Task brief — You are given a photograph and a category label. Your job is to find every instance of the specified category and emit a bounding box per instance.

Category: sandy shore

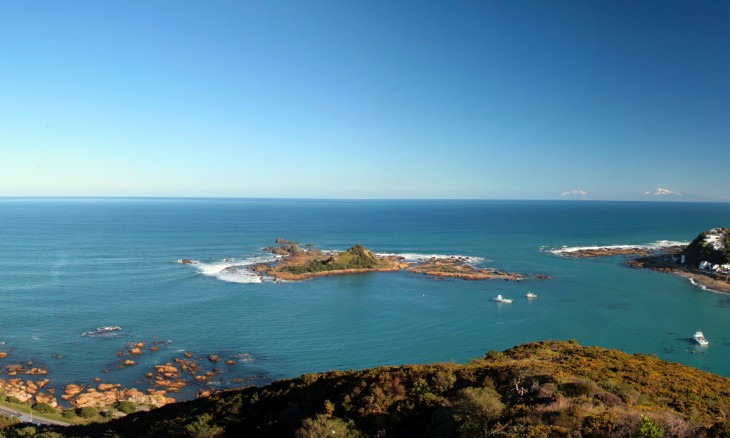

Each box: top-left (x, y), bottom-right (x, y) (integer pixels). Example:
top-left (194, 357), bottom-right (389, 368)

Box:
top-left (626, 254), bottom-right (730, 294)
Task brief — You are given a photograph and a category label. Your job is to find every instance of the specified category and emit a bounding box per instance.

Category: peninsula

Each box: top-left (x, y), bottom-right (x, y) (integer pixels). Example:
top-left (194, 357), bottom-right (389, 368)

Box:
top-left (254, 239), bottom-right (528, 282)
top-left (550, 228), bottom-right (730, 293)
top-left (626, 228), bottom-right (730, 293)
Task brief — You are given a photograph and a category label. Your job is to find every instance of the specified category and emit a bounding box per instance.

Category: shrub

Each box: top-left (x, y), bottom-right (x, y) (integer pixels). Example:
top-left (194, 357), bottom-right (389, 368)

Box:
top-left (295, 414), bottom-right (363, 438)
top-left (61, 409), bottom-right (77, 419)
top-left (183, 413), bottom-right (225, 438)
top-left (452, 387), bottom-right (504, 436)
top-left (637, 415), bottom-right (661, 438)
top-left (6, 396), bottom-right (23, 404)
top-left (558, 379), bottom-right (598, 398)
top-left (431, 369), bottom-right (456, 393)
top-left (32, 403), bottom-right (57, 414)
top-left (77, 406), bottom-right (98, 419)
top-left (0, 414), bottom-right (20, 429)
top-left (114, 401), bottom-right (137, 414)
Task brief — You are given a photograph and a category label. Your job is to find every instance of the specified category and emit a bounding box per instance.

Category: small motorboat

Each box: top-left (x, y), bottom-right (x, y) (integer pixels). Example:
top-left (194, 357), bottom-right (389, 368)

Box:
top-left (526, 292), bottom-right (538, 298)
top-left (693, 331), bottom-right (709, 346)
top-left (493, 294), bottom-right (512, 303)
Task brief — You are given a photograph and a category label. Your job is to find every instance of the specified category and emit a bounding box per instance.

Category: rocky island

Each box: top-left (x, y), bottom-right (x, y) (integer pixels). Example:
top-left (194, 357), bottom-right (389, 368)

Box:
top-left (252, 239), bottom-right (529, 282)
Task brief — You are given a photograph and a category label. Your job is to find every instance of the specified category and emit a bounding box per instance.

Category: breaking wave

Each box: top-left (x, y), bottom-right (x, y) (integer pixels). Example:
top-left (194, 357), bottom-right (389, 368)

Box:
top-left (178, 255), bottom-right (279, 284)
top-left (543, 240), bottom-right (687, 256)
top-left (180, 251), bottom-right (487, 284)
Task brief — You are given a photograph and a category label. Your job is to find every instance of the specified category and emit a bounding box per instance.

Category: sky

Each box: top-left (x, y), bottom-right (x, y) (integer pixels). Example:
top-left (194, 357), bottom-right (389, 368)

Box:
top-left (1, 1), bottom-right (728, 200)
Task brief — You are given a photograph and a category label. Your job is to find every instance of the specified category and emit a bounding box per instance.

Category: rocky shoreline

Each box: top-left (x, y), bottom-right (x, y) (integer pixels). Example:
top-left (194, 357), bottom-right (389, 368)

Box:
top-left (0, 337), bottom-right (260, 418)
top-left (552, 245), bottom-right (686, 259)
top-left (626, 253), bottom-right (730, 294)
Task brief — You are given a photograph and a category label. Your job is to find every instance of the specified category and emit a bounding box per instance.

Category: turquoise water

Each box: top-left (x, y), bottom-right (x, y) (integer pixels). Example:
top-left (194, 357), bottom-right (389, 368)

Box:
top-left (1, 199), bottom-right (729, 400)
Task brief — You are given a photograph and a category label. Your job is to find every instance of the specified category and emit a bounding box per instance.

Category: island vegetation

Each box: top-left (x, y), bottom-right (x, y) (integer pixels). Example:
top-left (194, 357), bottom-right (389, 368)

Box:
top-left (4, 340), bottom-right (728, 437)
top-left (253, 239), bottom-right (532, 282)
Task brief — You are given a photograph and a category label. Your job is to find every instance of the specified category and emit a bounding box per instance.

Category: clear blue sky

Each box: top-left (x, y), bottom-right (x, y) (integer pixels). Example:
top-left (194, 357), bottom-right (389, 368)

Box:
top-left (1, 1), bottom-right (728, 200)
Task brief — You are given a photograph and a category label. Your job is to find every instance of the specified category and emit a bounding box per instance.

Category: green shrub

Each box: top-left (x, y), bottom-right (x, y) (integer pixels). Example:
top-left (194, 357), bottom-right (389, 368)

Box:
top-left (61, 409), bottom-right (77, 419)
top-left (0, 414), bottom-right (20, 429)
top-left (32, 403), bottom-right (57, 414)
top-left (295, 414), bottom-right (363, 438)
top-left (114, 401), bottom-right (137, 414)
top-left (452, 386), bottom-right (504, 436)
top-left (183, 413), bottom-right (224, 438)
top-left (637, 415), bottom-right (661, 438)
top-left (77, 406), bottom-right (98, 419)
top-left (6, 396), bottom-right (23, 404)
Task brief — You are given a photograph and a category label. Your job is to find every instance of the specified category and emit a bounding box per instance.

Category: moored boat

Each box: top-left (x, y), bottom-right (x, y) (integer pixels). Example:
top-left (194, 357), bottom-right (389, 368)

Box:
top-left (493, 294), bottom-right (512, 303)
top-left (526, 292), bottom-right (538, 298)
top-left (693, 331), bottom-right (709, 346)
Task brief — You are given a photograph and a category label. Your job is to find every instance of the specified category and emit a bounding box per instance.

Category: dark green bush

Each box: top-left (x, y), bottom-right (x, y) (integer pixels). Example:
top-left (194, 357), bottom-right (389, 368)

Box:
top-left (114, 401), bottom-right (137, 414)
top-left (32, 403), bottom-right (57, 414)
top-left (61, 409), bottom-right (77, 419)
top-left (77, 406), bottom-right (98, 418)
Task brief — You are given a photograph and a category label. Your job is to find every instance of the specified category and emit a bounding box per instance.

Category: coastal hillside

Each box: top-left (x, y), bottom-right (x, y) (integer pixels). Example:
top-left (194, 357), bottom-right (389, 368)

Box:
top-left (682, 228), bottom-right (730, 268)
top-left (7, 341), bottom-right (730, 437)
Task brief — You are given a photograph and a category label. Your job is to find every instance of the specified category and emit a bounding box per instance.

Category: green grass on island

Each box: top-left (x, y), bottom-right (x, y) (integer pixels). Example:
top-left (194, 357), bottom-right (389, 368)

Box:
top-left (281, 244), bottom-right (386, 275)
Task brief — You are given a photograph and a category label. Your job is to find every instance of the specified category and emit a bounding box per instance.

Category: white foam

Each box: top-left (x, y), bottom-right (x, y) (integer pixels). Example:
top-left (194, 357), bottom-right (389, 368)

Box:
top-left (687, 277), bottom-right (728, 295)
top-left (544, 240), bottom-right (688, 256)
top-left (185, 255), bottom-right (279, 284)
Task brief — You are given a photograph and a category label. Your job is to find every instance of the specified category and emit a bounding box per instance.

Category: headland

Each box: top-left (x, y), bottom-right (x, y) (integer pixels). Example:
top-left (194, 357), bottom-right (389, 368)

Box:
top-left (550, 228), bottom-right (730, 294)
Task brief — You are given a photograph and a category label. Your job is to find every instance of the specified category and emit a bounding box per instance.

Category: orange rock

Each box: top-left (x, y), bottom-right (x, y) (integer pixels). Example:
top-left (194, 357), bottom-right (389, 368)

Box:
top-left (35, 393), bottom-right (58, 408)
top-left (129, 348), bottom-right (143, 355)
top-left (124, 360), bottom-right (136, 366)
top-left (149, 346), bottom-right (160, 351)
top-left (225, 360), bottom-right (236, 366)
top-left (64, 383), bottom-right (84, 397)
top-left (0, 352), bottom-right (7, 359)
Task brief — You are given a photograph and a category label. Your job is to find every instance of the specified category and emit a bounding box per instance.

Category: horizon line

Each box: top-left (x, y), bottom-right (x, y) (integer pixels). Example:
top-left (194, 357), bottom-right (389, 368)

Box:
top-left (0, 195), bottom-right (727, 204)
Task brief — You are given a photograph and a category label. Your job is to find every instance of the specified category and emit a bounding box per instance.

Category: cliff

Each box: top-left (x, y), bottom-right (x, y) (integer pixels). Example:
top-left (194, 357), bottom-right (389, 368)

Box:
top-left (681, 227), bottom-right (730, 268)
top-left (10, 341), bottom-right (730, 437)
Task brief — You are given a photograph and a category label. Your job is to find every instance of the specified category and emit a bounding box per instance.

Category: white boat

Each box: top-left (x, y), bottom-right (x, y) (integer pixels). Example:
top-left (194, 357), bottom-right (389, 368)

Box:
top-left (693, 331), bottom-right (709, 346)
top-left (82, 326), bottom-right (122, 337)
top-left (493, 294), bottom-right (512, 303)
top-left (526, 292), bottom-right (538, 298)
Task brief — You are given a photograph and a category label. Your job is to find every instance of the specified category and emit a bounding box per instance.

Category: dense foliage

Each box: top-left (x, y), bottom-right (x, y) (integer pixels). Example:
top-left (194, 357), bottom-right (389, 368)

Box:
top-left (3, 341), bottom-right (729, 437)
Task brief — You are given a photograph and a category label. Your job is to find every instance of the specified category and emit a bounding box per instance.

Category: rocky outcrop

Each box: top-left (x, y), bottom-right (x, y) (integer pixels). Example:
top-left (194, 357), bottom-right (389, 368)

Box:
top-left (407, 259), bottom-right (525, 281)
top-left (0, 378), bottom-right (54, 405)
top-left (681, 227), bottom-right (730, 267)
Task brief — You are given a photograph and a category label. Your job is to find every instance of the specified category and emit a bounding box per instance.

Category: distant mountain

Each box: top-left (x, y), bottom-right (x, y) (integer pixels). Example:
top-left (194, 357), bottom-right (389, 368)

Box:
top-left (681, 227), bottom-right (730, 267)
top-left (12, 340), bottom-right (730, 437)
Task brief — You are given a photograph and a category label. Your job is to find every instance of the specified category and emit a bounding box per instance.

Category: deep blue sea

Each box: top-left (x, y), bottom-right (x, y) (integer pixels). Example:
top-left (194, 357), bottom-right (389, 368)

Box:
top-left (1, 199), bottom-right (729, 400)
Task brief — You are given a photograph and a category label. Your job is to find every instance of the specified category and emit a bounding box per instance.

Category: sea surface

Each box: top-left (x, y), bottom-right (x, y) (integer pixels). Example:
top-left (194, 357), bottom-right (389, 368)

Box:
top-left (1, 198), bottom-right (729, 400)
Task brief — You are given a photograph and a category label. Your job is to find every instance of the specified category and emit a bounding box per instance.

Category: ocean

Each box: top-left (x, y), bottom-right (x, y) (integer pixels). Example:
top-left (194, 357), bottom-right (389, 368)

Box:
top-left (1, 198), bottom-right (728, 400)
